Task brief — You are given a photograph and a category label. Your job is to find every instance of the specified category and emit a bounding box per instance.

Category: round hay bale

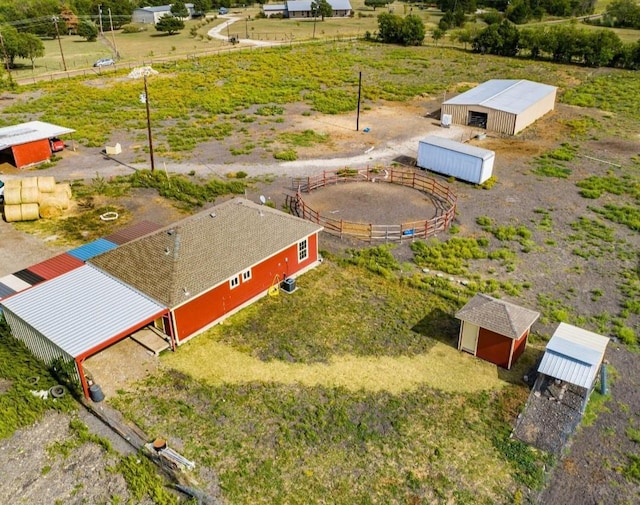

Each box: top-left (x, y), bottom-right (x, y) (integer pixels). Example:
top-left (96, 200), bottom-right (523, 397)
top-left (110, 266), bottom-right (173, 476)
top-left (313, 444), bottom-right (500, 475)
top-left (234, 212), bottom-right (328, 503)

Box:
top-left (3, 179), bottom-right (21, 190)
top-left (20, 203), bottom-right (40, 221)
top-left (54, 183), bottom-right (72, 199)
top-left (20, 186), bottom-right (40, 204)
top-left (40, 195), bottom-right (69, 211)
top-left (3, 204), bottom-right (22, 222)
top-left (39, 204), bottom-right (63, 219)
top-left (3, 187), bottom-right (22, 205)
top-left (37, 176), bottom-right (56, 193)
top-left (21, 177), bottom-right (38, 189)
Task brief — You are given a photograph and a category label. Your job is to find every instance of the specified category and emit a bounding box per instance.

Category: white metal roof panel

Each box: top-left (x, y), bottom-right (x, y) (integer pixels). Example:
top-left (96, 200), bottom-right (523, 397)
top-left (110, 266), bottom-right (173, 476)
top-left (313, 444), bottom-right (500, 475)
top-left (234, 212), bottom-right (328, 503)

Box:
top-left (538, 350), bottom-right (594, 389)
top-left (0, 274), bottom-right (31, 292)
top-left (443, 80), bottom-right (557, 115)
top-left (420, 135), bottom-right (495, 161)
top-left (0, 121), bottom-right (75, 150)
top-left (537, 323), bottom-right (609, 389)
top-left (0, 265), bottom-right (166, 358)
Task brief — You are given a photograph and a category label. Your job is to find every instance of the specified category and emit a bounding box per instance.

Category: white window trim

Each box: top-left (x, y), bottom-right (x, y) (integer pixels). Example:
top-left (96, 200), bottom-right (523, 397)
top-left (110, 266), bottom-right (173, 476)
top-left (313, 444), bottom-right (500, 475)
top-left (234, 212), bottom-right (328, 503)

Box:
top-left (230, 276), bottom-right (240, 289)
top-left (298, 238), bottom-right (309, 263)
top-left (242, 269), bottom-right (252, 282)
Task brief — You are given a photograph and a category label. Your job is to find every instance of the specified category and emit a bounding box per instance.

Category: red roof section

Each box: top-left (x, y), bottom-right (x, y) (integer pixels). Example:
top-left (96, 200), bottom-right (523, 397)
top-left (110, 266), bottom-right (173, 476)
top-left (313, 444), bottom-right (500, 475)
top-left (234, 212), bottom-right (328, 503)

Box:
top-left (104, 220), bottom-right (162, 245)
top-left (27, 253), bottom-right (84, 280)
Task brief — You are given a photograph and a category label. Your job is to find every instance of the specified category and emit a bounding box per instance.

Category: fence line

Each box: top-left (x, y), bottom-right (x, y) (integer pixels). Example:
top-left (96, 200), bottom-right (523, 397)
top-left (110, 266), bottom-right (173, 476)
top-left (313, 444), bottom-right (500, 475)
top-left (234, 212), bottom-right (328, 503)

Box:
top-left (287, 167), bottom-right (457, 243)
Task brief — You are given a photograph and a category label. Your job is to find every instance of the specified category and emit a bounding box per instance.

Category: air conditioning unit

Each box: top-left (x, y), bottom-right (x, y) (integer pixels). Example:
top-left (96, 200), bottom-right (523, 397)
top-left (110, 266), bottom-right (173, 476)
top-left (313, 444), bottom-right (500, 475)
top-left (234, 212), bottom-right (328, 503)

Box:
top-left (441, 114), bottom-right (452, 128)
top-left (281, 278), bottom-right (296, 293)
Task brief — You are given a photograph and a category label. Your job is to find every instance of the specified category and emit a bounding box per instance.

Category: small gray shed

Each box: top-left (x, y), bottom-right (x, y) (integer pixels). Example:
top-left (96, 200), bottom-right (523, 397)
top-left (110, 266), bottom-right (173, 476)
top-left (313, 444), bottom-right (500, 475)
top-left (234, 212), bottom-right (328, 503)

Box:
top-left (417, 136), bottom-right (495, 184)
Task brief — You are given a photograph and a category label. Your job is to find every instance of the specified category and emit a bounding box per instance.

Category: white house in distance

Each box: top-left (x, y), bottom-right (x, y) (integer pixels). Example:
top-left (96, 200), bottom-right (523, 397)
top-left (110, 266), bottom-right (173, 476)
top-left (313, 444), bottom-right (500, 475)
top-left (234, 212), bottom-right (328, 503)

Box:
top-left (132, 3), bottom-right (196, 24)
top-left (263, 0), bottom-right (352, 18)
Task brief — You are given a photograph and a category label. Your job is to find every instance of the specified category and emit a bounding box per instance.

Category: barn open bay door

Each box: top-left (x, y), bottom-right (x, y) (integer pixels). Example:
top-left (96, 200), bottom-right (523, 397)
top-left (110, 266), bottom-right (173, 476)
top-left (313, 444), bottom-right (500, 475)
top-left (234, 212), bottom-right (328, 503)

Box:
top-left (460, 322), bottom-right (479, 354)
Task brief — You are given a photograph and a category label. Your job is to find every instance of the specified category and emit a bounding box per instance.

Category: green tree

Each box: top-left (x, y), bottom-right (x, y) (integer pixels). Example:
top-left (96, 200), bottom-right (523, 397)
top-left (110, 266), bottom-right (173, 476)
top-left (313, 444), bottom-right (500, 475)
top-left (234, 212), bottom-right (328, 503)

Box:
top-left (377, 12), bottom-right (403, 43)
top-left (401, 14), bottom-right (425, 45)
top-left (192, 0), bottom-right (211, 15)
top-left (506, 0), bottom-right (531, 24)
top-left (431, 27), bottom-right (445, 46)
top-left (311, 0), bottom-right (333, 20)
top-left (77, 19), bottom-right (99, 41)
top-left (17, 32), bottom-right (44, 68)
top-left (364, 0), bottom-right (389, 10)
top-left (171, 0), bottom-right (190, 18)
top-left (155, 14), bottom-right (185, 34)
top-left (604, 0), bottom-right (640, 28)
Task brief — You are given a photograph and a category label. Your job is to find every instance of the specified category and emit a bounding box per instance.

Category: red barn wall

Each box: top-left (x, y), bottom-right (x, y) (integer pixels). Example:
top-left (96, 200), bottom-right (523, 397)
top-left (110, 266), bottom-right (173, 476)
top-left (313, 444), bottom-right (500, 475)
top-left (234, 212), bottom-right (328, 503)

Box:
top-left (476, 327), bottom-right (513, 369)
top-left (510, 329), bottom-right (529, 367)
top-left (173, 233), bottom-right (319, 342)
top-left (12, 140), bottom-right (51, 168)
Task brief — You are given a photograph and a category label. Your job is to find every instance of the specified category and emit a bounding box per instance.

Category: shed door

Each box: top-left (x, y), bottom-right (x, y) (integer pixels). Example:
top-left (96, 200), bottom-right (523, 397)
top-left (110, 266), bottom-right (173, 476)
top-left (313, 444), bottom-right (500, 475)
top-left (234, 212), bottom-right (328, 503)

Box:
top-left (460, 322), bottom-right (479, 354)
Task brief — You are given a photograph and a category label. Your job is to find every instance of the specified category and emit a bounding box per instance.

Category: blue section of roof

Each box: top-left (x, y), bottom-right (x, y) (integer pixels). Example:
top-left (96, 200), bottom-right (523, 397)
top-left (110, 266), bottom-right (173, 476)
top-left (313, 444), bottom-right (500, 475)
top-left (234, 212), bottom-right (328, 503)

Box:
top-left (546, 336), bottom-right (601, 366)
top-left (67, 238), bottom-right (117, 262)
top-left (0, 283), bottom-right (16, 299)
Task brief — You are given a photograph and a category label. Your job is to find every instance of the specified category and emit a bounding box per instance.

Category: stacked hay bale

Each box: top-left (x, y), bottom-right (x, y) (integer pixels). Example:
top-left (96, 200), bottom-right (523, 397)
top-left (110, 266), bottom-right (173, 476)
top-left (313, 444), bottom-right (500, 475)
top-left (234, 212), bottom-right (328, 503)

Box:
top-left (2, 176), bottom-right (71, 222)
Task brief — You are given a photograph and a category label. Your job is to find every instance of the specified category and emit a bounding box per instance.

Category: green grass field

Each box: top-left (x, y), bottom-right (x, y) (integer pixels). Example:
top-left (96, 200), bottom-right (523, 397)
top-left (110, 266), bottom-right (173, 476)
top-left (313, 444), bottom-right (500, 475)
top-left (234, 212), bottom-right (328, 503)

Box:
top-left (111, 260), bottom-right (547, 504)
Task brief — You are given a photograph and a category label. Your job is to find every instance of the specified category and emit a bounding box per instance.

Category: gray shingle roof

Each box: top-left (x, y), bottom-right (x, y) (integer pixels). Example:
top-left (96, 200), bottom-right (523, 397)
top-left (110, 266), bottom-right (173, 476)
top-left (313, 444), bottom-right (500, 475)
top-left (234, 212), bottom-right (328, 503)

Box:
top-left (90, 198), bottom-right (323, 307)
top-left (455, 293), bottom-right (540, 339)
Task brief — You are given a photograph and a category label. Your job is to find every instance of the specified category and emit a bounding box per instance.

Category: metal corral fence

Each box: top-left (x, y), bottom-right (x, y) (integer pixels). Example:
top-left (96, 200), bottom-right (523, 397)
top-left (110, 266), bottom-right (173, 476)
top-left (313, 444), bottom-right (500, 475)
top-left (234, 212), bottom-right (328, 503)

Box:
top-left (286, 167), bottom-right (457, 243)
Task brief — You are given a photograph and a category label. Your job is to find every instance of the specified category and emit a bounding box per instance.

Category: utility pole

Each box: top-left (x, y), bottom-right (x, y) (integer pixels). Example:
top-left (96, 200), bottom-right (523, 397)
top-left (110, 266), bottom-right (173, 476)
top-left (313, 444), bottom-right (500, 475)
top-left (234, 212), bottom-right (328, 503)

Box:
top-left (0, 31), bottom-right (11, 75)
top-left (356, 71), bottom-right (362, 131)
top-left (98, 5), bottom-right (104, 35)
top-left (246, 16), bottom-right (250, 39)
top-left (52, 16), bottom-right (67, 72)
top-left (143, 74), bottom-right (156, 172)
top-left (108, 8), bottom-right (119, 59)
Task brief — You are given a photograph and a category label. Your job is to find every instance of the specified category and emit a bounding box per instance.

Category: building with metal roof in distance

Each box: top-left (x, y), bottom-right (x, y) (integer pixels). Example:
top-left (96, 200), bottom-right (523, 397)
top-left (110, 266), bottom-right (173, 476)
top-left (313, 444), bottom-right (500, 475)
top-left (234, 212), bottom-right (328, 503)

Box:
top-left (455, 293), bottom-right (540, 369)
top-left (263, 0), bottom-right (352, 18)
top-left (441, 80), bottom-right (557, 135)
top-left (131, 3), bottom-right (196, 24)
top-left (90, 198), bottom-right (324, 344)
top-left (0, 121), bottom-right (75, 169)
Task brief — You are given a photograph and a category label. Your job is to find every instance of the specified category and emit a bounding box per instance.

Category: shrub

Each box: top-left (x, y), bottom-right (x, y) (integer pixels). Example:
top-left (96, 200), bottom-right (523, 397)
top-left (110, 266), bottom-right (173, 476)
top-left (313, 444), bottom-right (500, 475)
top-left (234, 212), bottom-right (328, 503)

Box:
top-left (274, 149), bottom-right (297, 161)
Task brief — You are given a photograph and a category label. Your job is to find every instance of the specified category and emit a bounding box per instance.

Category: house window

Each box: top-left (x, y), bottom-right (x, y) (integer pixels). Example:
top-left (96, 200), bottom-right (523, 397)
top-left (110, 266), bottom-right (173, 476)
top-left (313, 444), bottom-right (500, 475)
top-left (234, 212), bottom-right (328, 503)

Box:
top-left (230, 276), bottom-right (240, 289)
top-left (298, 239), bottom-right (308, 262)
top-left (242, 269), bottom-right (252, 282)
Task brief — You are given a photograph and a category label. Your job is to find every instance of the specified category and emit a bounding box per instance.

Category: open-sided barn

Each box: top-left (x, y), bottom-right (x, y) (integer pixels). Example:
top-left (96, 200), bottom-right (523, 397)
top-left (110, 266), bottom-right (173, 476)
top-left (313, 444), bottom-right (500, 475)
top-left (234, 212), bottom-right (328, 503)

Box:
top-left (455, 293), bottom-right (540, 369)
top-left (441, 80), bottom-right (557, 135)
top-left (0, 121), bottom-right (74, 169)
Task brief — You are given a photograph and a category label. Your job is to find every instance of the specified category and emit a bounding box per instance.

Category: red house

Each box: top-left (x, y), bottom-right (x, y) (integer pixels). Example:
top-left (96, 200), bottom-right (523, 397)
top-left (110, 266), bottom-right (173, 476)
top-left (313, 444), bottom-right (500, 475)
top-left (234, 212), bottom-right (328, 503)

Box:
top-left (455, 293), bottom-right (540, 369)
top-left (0, 121), bottom-right (75, 169)
top-left (90, 198), bottom-right (324, 345)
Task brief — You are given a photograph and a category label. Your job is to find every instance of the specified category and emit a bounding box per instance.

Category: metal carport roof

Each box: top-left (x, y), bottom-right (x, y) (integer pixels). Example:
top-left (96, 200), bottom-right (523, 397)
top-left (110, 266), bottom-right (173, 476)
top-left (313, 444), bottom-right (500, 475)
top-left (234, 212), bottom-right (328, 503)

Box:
top-left (0, 264), bottom-right (167, 359)
top-left (538, 322), bottom-right (609, 389)
top-left (0, 121), bottom-right (75, 150)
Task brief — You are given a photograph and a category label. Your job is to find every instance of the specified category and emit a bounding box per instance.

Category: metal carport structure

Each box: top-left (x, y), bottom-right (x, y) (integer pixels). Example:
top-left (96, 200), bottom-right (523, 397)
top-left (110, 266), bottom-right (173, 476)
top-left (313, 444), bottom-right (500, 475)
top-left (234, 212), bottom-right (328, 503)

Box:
top-left (0, 264), bottom-right (167, 398)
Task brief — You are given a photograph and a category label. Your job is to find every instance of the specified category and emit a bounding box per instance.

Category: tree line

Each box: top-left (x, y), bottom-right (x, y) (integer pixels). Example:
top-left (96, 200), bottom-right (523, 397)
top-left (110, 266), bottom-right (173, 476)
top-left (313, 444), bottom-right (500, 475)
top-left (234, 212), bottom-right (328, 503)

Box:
top-left (472, 20), bottom-right (640, 69)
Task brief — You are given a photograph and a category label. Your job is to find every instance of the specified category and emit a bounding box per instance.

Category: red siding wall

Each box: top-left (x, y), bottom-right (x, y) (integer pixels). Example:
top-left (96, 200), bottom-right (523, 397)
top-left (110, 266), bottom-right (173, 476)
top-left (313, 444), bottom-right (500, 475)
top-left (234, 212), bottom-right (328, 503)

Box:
top-left (476, 327), bottom-right (513, 369)
top-left (12, 140), bottom-right (51, 168)
top-left (173, 233), bottom-right (319, 342)
top-left (511, 329), bottom-right (529, 367)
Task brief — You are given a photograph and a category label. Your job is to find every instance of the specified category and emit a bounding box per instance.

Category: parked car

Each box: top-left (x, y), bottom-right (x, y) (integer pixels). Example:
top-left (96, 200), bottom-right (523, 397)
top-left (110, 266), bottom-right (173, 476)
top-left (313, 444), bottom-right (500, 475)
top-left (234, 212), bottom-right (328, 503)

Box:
top-left (219, 7), bottom-right (228, 14)
top-left (93, 58), bottom-right (115, 68)
top-left (0, 179), bottom-right (4, 204)
top-left (49, 138), bottom-right (65, 152)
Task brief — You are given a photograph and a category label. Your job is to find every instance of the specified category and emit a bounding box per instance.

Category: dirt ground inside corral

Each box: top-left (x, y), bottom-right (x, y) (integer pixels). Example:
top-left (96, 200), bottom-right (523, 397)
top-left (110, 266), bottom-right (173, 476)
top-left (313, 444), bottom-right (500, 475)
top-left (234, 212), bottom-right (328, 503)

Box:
top-left (1, 97), bottom-right (639, 504)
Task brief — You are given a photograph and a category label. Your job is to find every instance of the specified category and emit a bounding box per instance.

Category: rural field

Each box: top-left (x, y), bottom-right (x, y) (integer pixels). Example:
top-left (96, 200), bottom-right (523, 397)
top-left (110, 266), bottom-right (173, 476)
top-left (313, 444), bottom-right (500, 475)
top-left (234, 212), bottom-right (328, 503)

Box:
top-left (1, 35), bottom-right (640, 505)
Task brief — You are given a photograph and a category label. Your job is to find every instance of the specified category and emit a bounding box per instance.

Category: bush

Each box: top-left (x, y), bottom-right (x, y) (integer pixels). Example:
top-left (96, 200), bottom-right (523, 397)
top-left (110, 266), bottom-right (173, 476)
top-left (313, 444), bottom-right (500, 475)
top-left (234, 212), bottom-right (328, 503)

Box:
top-left (274, 149), bottom-right (297, 161)
top-left (121, 23), bottom-right (147, 33)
